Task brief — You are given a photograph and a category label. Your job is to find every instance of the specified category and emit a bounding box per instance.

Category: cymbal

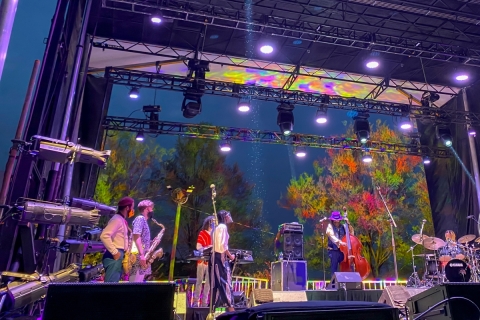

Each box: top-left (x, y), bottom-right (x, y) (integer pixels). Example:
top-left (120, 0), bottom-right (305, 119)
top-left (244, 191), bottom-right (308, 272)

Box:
top-left (458, 234), bottom-right (476, 244)
top-left (413, 254), bottom-right (435, 258)
top-left (423, 237), bottom-right (446, 250)
top-left (412, 234), bottom-right (430, 245)
top-left (475, 237), bottom-right (480, 243)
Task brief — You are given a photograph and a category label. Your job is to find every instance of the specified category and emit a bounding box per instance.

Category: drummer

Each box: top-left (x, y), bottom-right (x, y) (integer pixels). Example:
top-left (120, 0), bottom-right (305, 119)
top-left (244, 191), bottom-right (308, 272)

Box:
top-left (444, 230), bottom-right (456, 245)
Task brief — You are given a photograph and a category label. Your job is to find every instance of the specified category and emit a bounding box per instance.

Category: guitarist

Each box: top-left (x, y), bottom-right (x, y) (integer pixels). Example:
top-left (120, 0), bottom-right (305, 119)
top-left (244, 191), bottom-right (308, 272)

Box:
top-left (326, 211), bottom-right (354, 275)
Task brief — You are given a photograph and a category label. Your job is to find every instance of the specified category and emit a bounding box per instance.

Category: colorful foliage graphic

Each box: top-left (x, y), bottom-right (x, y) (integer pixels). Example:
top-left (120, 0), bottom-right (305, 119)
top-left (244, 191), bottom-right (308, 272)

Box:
top-left (280, 121), bottom-right (434, 278)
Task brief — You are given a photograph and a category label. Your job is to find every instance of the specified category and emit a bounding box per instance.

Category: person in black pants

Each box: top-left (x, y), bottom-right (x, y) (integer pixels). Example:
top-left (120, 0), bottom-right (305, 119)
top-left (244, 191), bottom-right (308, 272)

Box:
top-left (326, 211), bottom-right (348, 276)
top-left (210, 210), bottom-right (236, 312)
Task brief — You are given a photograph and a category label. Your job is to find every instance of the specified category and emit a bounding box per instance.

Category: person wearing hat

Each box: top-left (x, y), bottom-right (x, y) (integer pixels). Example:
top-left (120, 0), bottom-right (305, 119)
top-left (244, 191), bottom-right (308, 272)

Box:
top-left (192, 216), bottom-right (214, 307)
top-left (100, 197), bottom-right (135, 282)
top-left (210, 210), bottom-right (235, 312)
top-left (325, 211), bottom-right (350, 275)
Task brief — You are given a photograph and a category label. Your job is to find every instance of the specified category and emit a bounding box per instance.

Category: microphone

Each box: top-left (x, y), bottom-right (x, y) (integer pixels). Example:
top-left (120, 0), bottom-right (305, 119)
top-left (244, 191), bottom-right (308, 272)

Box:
top-left (210, 184), bottom-right (216, 196)
top-left (319, 217), bottom-right (328, 223)
top-left (422, 219), bottom-right (427, 223)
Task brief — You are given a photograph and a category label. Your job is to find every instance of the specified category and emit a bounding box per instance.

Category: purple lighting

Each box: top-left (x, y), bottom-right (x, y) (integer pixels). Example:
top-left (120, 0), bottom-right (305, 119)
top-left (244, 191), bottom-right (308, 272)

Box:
top-left (260, 45), bottom-right (273, 54)
top-left (366, 60), bottom-right (379, 69)
top-left (456, 74), bottom-right (469, 81)
top-left (220, 142), bottom-right (231, 152)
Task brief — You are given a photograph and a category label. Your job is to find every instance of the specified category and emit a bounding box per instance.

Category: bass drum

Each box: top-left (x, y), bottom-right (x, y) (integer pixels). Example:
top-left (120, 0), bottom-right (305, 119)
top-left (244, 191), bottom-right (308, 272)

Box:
top-left (445, 259), bottom-right (471, 282)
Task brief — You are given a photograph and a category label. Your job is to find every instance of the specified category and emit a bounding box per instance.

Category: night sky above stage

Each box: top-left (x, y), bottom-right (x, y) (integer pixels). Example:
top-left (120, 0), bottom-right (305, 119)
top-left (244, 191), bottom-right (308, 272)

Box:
top-left (0, 1), bottom-right (426, 271)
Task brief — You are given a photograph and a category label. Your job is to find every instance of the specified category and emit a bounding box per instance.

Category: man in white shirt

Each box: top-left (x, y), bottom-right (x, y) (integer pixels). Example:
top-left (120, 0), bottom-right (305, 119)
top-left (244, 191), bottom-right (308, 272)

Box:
top-left (325, 211), bottom-right (347, 276)
top-left (210, 210), bottom-right (235, 312)
top-left (100, 197), bottom-right (134, 282)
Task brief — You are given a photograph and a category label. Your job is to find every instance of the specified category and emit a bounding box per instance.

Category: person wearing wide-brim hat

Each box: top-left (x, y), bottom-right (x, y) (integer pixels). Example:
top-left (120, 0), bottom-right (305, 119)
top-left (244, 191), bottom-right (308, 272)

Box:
top-left (325, 211), bottom-right (349, 276)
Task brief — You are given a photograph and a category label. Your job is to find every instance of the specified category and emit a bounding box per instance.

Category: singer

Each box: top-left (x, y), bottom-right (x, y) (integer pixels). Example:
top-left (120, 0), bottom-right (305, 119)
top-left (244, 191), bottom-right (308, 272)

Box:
top-left (325, 211), bottom-right (354, 275)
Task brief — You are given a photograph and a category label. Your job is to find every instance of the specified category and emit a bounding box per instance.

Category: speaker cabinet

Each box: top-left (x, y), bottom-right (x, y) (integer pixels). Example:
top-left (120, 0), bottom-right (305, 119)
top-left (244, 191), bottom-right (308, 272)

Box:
top-left (271, 261), bottom-right (307, 291)
top-left (43, 282), bottom-right (176, 320)
top-left (406, 283), bottom-right (480, 320)
top-left (248, 289), bottom-right (274, 307)
top-left (280, 233), bottom-right (304, 260)
top-left (331, 272), bottom-right (362, 290)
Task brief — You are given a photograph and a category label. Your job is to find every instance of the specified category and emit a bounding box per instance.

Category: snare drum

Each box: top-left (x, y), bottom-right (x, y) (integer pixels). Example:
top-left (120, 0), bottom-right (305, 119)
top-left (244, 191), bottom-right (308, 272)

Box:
top-left (445, 259), bottom-right (471, 282)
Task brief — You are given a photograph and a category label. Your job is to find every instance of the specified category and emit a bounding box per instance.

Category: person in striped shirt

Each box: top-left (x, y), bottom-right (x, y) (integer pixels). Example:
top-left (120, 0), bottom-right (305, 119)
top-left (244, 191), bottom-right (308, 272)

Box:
top-left (193, 216), bottom-right (214, 307)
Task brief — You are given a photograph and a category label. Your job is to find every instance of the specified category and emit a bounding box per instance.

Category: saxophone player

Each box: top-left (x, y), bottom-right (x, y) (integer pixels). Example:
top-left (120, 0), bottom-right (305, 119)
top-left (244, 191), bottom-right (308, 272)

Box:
top-left (193, 216), bottom-right (214, 307)
top-left (129, 199), bottom-right (155, 282)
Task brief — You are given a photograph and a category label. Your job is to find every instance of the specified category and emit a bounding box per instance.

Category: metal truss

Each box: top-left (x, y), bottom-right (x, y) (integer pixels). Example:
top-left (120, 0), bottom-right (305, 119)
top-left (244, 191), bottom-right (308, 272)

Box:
top-left (92, 38), bottom-right (460, 96)
top-left (105, 67), bottom-right (480, 126)
top-left (102, 0), bottom-right (480, 66)
top-left (103, 116), bottom-right (450, 158)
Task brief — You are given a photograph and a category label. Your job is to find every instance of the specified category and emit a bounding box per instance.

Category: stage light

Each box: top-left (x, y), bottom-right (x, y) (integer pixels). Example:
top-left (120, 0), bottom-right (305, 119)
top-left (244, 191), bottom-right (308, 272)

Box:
top-left (220, 141), bottom-right (231, 152)
top-left (366, 60), bottom-right (379, 69)
top-left (277, 103), bottom-right (294, 135)
top-left (315, 109), bottom-right (327, 124)
top-left (354, 117), bottom-right (370, 144)
top-left (399, 118), bottom-right (412, 130)
top-left (150, 10), bottom-right (163, 23)
top-left (238, 100), bottom-right (250, 112)
top-left (455, 74), bottom-right (469, 81)
top-left (421, 91), bottom-right (440, 107)
top-left (182, 88), bottom-right (203, 118)
top-left (423, 156), bottom-right (431, 165)
top-left (136, 132), bottom-right (144, 141)
top-left (295, 146), bottom-right (307, 158)
top-left (436, 125), bottom-right (452, 147)
top-left (468, 126), bottom-right (476, 137)
top-left (362, 153), bottom-right (373, 163)
top-left (129, 87), bottom-right (139, 99)
top-left (260, 45), bottom-right (274, 54)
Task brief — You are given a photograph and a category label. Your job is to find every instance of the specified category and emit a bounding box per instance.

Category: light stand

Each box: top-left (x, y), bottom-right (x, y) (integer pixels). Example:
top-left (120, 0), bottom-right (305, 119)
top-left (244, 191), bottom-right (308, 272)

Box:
top-left (207, 185), bottom-right (217, 320)
top-left (376, 187), bottom-right (399, 282)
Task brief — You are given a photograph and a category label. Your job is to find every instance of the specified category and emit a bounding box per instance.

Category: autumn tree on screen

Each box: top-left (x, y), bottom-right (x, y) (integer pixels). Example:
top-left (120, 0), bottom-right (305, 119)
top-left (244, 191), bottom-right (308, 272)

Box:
top-left (280, 120), bottom-right (433, 278)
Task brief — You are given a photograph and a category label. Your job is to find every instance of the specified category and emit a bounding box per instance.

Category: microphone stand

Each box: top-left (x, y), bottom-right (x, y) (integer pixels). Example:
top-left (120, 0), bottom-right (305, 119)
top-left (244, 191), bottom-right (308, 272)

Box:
top-left (322, 230), bottom-right (326, 289)
top-left (377, 187), bottom-right (399, 282)
top-left (207, 186), bottom-right (217, 320)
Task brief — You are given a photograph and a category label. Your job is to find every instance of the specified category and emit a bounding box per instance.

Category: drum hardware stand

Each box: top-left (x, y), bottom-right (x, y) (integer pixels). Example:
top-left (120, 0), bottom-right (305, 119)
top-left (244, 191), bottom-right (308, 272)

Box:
top-left (377, 187), bottom-right (399, 282)
top-left (407, 244), bottom-right (421, 287)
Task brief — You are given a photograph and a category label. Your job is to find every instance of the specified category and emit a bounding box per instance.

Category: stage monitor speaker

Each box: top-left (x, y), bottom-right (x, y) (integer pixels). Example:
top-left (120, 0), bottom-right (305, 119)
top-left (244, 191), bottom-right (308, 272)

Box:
top-left (406, 283), bottom-right (480, 320)
top-left (282, 233), bottom-right (304, 260)
top-left (331, 272), bottom-right (362, 290)
top-left (42, 282), bottom-right (176, 320)
top-left (271, 261), bottom-right (307, 291)
top-left (248, 289), bottom-right (274, 307)
top-left (378, 285), bottom-right (428, 317)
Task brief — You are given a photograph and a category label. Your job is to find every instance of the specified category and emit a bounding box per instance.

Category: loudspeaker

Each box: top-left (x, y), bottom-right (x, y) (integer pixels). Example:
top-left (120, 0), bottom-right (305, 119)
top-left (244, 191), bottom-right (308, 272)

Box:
top-left (331, 272), bottom-right (362, 290)
top-left (378, 285), bottom-right (428, 317)
top-left (406, 283), bottom-right (480, 320)
top-left (282, 233), bottom-right (304, 260)
top-left (273, 291), bottom-right (307, 302)
top-left (42, 282), bottom-right (176, 320)
top-left (248, 289), bottom-right (274, 307)
top-left (271, 261), bottom-right (307, 291)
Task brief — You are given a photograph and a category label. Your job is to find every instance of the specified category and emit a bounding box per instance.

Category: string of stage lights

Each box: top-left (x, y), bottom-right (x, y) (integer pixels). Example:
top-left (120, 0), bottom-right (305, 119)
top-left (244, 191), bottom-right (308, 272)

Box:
top-left (103, 116), bottom-right (450, 161)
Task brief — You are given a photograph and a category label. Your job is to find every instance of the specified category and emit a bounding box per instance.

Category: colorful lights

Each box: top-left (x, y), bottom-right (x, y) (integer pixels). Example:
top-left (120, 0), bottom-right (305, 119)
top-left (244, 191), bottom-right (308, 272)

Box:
top-left (423, 156), bottom-right (431, 165)
top-left (399, 118), bottom-right (412, 130)
top-left (238, 98), bottom-right (251, 112)
top-left (150, 10), bottom-right (163, 24)
top-left (220, 141), bottom-right (231, 152)
top-left (455, 74), bottom-right (469, 81)
top-left (136, 132), bottom-right (144, 141)
top-left (295, 146), bottom-right (307, 158)
top-left (468, 126), bottom-right (476, 137)
top-left (315, 109), bottom-right (328, 124)
top-left (129, 87), bottom-right (139, 99)
top-left (362, 153), bottom-right (373, 163)
top-left (366, 60), bottom-right (379, 69)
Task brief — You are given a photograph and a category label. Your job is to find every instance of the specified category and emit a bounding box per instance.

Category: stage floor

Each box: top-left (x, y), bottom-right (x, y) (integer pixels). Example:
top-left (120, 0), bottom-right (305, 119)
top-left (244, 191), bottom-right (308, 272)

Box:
top-left (185, 289), bottom-right (383, 320)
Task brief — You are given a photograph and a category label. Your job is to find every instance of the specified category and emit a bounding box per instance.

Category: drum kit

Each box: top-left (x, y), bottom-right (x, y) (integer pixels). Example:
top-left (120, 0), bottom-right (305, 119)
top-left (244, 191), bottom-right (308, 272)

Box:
top-left (407, 231), bottom-right (480, 287)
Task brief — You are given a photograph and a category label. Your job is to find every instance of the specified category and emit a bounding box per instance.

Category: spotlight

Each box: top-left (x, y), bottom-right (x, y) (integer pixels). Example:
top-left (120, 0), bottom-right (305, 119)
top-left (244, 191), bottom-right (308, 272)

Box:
top-left (136, 132), bottom-right (144, 141)
top-left (455, 74), bottom-right (469, 81)
top-left (129, 87), bottom-right (139, 99)
top-left (315, 109), bottom-right (327, 124)
top-left (423, 156), bottom-right (431, 165)
top-left (354, 117), bottom-right (370, 144)
top-left (181, 89), bottom-right (202, 118)
top-left (399, 117), bottom-right (412, 130)
top-left (220, 141), bottom-right (231, 152)
top-left (238, 100), bottom-right (250, 112)
top-left (421, 91), bottom-right (440, 107)
top-left (295, 146), bottom-right (307, 158)
top-left (436, 125), bottom-right (452, 147)
top-left (468, 126), bottom-right (476, 137)
top-left (260, 44), bottom-right (274, 54)
top-left (277, 103), bottom-right (294, 135)
top-left (366, 60), bottom-right (379, 69)
top-left (150, 10), bottom-right (163, 23)
top-left (362, 153), bottom-right (373, 163)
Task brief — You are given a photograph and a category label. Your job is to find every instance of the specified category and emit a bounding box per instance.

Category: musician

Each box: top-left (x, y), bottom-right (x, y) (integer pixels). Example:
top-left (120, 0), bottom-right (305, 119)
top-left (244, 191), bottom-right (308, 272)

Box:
top-left (129, 199), bottom-right (154, 282)
top-left (325, 211), bottom-right (354, 275)
top-left (210, 210), bottom-right (235, 312)
top-left (100, 197), bottom-right (134, 282)
top-left (193, 216), bottom-right (214, 307)
top-left (445, 230), bottom-right (456, 244)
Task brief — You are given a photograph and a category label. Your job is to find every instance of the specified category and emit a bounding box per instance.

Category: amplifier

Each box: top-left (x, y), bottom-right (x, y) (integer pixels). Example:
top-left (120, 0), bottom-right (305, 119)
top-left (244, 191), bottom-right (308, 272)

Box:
top-left (279, 223), bottom-right (303, 234)
top-left (271, 260), bottom-right (307, 291)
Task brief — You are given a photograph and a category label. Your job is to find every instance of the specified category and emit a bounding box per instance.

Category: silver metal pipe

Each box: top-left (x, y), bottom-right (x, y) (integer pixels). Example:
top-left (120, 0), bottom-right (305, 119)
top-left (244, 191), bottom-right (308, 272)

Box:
top-left (462, 88), bottom-right (480, 234)
top-left (0, 0), bottom-right (19, 81)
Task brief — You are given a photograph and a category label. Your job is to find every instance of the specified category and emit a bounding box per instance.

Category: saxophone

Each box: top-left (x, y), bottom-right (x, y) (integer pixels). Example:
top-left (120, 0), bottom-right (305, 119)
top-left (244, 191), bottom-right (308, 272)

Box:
top-left (142, 218), bottom-right (165, 269)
